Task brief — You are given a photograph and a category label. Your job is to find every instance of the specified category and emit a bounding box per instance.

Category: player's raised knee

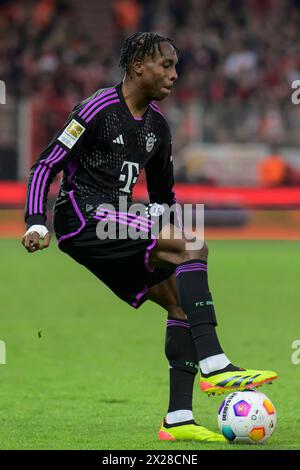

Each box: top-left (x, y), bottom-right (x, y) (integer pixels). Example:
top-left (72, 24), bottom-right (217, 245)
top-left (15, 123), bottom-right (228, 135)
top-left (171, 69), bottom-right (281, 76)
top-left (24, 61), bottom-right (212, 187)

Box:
top-left (151, 240), bottom-right (208, 267)
top-left (180, 241), bottom-right (208, 263)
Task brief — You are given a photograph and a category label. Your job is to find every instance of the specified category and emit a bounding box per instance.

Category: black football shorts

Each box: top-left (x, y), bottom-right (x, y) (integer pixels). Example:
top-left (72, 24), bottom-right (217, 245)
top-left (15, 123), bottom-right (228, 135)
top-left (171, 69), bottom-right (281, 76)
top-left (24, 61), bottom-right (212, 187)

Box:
top-left (53, 195), bottom-right (177, 308)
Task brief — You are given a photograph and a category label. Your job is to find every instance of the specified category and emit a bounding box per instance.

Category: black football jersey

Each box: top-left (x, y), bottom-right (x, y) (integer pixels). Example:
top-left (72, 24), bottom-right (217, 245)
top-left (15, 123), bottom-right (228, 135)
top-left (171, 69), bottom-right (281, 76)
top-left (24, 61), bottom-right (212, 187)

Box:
top-left (25, 82), bottom-right (176, 227)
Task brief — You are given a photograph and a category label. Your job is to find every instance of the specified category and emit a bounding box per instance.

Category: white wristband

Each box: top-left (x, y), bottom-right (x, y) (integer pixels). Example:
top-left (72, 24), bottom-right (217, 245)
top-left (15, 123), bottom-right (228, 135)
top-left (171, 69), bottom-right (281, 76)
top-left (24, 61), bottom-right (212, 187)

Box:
top-left (24, 225), bottom-right (49, 238)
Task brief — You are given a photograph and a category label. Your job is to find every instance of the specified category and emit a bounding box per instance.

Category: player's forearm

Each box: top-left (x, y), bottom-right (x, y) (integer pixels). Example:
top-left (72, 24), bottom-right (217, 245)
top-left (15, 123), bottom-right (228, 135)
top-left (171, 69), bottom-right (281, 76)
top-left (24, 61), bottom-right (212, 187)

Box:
top-left (24, 138), bottom-right (71, 227)
top-left (148, 189), bottom-right (176, 206)
top-left (25, 165), bottom-right (50, 227)
top-left (24, 153), bottom-right (61, 227)
top-left (25, 213), bottom-right (47, 228)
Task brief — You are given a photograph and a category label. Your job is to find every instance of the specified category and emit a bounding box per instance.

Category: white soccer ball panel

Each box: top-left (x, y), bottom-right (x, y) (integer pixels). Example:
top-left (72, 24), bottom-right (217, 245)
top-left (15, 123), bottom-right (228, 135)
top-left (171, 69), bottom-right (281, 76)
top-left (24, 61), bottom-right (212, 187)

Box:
top-left (217, 390), bottom-right (277, 444)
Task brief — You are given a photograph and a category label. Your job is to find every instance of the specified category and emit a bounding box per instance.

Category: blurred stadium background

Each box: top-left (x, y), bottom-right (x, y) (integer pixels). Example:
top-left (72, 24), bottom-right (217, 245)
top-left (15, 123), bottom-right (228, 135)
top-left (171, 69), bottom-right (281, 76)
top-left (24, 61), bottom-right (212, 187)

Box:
top-left (1, 0), bottom-right (300, 239)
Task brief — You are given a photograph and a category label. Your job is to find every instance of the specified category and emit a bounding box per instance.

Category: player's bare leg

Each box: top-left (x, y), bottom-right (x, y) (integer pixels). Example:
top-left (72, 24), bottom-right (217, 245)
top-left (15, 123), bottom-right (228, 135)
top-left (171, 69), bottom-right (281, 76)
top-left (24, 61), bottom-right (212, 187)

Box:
top-left (149, 224), bottom-right (278, 397)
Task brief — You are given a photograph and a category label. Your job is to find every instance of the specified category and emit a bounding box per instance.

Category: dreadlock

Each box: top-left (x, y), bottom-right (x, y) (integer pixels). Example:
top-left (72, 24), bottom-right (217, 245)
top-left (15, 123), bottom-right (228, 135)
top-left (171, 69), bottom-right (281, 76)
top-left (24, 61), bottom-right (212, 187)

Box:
top-left (119, 32), bottom-right (179, 73)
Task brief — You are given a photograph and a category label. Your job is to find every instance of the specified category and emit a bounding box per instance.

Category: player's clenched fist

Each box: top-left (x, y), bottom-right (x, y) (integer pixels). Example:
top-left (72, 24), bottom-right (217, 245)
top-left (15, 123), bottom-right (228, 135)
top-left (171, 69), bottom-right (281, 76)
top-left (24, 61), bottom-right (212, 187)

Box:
top-left (21, 225), bottom-right (51, 252)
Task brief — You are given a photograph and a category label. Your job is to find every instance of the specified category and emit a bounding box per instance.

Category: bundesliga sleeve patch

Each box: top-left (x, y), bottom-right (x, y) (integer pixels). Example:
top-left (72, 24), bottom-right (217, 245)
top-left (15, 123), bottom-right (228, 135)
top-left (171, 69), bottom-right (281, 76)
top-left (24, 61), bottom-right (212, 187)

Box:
top-left (58, 119), bottom-right (85, 149)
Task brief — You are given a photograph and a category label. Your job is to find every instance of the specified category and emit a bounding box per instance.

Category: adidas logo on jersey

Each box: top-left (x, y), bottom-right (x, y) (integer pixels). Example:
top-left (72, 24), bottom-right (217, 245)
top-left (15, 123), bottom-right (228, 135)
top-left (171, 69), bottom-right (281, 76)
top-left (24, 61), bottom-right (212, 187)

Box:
top-left (113, 134), bottom-right (124, 145)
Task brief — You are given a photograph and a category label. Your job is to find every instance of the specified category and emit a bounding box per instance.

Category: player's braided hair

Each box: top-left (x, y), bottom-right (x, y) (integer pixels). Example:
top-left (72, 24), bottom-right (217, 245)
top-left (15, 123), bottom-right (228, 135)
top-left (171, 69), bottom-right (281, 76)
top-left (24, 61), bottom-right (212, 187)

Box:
top-left (119, 32), bottom-right (178, 73)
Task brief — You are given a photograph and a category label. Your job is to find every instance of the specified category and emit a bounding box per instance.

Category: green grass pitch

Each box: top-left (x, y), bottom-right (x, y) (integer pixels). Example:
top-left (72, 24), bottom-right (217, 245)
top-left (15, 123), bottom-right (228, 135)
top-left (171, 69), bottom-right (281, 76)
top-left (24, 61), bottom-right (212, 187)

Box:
top-left (0, 239), bottom-right (299, 450)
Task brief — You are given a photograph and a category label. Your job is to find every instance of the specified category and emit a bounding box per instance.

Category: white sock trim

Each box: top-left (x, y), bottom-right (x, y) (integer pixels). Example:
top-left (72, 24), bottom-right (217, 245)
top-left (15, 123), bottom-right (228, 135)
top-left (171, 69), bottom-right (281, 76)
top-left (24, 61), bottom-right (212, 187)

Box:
top-left (200, 353), bottom-right (231, 375)
top-left (166, 410), bottom-right (194, 424)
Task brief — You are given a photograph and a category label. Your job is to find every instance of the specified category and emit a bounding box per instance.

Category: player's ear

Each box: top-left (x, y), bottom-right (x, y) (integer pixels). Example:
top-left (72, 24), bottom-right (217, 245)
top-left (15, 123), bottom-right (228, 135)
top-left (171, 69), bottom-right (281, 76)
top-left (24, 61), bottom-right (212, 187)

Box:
top-left (132, 59), bottom-right (144, 76)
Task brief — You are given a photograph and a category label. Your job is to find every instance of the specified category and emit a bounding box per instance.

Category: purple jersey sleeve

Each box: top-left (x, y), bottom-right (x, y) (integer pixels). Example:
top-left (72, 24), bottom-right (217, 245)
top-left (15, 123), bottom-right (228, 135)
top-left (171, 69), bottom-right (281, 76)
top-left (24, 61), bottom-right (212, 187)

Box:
top-left (24, 88), bottom-right (118, 227)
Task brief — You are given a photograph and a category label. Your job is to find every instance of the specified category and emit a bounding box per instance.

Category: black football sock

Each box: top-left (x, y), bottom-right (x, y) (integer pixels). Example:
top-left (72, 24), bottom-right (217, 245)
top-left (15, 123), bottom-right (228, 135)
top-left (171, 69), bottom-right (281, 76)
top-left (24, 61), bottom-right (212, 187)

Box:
top-left (175, 260), bottom-right (231, 370)
top-left (165, 317), bottom-right (198, 414)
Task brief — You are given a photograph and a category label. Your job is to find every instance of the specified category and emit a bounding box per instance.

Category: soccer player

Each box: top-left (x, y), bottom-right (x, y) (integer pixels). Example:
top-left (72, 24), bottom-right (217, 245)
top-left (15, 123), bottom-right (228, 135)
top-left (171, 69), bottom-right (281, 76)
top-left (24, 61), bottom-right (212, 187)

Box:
top-left (22, 32), bottom-right (277, 443)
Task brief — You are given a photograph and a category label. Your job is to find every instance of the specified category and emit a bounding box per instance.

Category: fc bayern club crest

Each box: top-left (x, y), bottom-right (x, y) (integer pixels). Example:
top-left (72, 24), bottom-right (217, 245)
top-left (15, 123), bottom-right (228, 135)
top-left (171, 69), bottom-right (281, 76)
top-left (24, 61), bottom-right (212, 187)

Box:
top-left (146, 132), bottom-right (157, 152)
top-left (146, 203), bottom-right (165, 217)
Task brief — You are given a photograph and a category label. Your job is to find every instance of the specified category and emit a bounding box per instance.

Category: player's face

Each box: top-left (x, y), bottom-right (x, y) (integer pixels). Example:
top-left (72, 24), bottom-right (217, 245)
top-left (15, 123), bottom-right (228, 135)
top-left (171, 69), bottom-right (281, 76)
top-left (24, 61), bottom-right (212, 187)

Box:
top-left (139, 42), bottom-right (178, 101)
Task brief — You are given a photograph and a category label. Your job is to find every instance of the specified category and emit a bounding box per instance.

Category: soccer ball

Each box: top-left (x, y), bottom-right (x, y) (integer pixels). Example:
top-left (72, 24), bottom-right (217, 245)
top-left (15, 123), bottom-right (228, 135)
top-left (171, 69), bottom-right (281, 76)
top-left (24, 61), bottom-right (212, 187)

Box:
top-left (218, 390), bottom-right (277, 444)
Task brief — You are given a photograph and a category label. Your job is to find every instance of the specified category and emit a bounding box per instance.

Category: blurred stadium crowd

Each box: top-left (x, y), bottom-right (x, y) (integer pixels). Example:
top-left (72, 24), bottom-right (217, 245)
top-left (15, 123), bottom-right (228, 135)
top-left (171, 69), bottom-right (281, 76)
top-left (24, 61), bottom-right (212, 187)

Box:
top-left (2, 0), bottom-right (300, 145)
top-left (2, 0), bottom-right (300, 188)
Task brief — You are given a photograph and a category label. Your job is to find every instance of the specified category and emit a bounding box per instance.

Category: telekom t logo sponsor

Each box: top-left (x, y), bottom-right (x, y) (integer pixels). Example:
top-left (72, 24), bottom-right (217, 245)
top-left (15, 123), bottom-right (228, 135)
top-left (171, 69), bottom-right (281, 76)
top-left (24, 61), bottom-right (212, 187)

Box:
top-left (0, 80), bottom-right (6, 104)
top-left (119, 161), bottom-right (140, 193)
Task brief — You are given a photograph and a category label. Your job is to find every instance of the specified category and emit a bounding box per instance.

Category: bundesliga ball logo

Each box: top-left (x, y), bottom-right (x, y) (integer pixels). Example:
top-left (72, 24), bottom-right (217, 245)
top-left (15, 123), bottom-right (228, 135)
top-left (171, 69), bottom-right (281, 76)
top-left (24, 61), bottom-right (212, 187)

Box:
top-left (218, 390), bottom-right (277, 444)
